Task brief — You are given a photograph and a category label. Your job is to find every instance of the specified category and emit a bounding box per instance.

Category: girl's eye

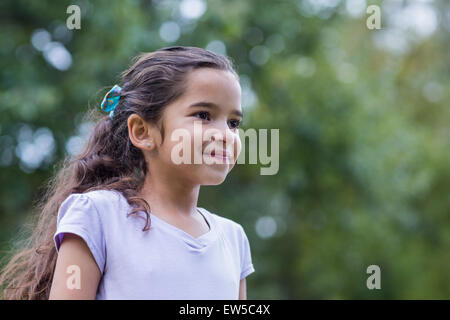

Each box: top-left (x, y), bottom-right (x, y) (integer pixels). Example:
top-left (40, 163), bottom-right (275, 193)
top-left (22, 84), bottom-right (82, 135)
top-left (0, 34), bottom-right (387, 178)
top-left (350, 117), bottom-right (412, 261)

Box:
top-left (228, 119), bottom-right (241, 129)
top-left (193, 111), bottom-right (241, 129)
top-left (193, 111), bottom-right (210, 121)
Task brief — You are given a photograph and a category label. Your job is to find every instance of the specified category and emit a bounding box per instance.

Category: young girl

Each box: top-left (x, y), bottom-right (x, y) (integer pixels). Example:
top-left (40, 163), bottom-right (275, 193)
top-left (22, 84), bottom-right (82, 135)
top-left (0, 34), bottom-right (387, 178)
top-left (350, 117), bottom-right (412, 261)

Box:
top-left (0, 46), bottom-right (255, 300)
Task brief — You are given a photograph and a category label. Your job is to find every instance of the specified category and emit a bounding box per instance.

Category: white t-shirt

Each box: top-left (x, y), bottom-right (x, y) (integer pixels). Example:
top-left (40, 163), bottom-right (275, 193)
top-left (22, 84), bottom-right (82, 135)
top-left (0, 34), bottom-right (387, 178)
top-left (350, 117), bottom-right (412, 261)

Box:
top-left (53, 189), bottom-right (255, 299)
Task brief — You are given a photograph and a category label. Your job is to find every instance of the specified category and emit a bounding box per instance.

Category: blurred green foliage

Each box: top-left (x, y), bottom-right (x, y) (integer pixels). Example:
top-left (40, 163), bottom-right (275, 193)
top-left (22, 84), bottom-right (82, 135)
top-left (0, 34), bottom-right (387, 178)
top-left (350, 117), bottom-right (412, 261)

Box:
top-left (0, 0), bottom-right (449, 299)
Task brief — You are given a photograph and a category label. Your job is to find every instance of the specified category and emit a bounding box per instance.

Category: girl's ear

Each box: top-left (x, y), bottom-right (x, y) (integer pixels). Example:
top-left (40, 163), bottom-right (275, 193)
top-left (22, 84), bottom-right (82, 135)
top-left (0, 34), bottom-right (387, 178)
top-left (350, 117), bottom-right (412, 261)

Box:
top-left (127, 114), bottom-right (156, 150)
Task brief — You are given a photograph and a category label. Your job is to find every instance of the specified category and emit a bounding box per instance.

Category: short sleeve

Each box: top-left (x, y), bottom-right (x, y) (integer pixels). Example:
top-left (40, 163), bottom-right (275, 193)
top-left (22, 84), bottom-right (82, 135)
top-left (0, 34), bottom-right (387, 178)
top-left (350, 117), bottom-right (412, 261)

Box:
top-left (237, 224), bottom-right (255, 280)
top-left (53, 193), bottom-right (106, 274)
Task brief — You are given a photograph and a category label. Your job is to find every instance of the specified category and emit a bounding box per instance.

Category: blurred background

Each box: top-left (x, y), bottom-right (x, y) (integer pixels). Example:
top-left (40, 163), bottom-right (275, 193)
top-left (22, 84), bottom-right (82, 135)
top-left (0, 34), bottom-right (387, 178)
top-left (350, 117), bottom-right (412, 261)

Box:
top-left (0, 0), bottom-right (449, 299)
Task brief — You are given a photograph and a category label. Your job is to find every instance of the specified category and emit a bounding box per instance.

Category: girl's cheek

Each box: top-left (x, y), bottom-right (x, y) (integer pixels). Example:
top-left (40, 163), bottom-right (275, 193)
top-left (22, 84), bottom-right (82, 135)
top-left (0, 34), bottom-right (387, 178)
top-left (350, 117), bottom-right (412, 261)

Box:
top-left (234, 134), bottom-right (242, 160)
top-left (193, 130), bottom-right (204, 158)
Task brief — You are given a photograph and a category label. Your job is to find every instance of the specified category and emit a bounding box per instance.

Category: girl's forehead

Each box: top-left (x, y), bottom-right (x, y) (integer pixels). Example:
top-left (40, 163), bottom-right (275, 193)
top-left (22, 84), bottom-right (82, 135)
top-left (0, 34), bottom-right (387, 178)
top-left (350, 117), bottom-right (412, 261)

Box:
top-left (160, 68), bottom-right (242, 118)
top-left (186, 69), bottom-right (240, 93)
top-left (182, 69), bottom-right (241, 104)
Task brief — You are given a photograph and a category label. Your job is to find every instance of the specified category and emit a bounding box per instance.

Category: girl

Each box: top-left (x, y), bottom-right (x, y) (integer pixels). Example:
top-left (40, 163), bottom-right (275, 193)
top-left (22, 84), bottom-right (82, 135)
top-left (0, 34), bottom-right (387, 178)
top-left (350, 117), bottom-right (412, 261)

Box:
top-left (0, 46), bottom-right (255, 300)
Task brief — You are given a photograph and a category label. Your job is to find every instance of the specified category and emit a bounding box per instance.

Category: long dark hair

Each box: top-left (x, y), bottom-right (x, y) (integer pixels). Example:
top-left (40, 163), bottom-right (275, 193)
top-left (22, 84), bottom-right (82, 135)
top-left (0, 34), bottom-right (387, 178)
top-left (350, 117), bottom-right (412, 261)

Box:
top-left (0, 46), bottom-right (239, 299)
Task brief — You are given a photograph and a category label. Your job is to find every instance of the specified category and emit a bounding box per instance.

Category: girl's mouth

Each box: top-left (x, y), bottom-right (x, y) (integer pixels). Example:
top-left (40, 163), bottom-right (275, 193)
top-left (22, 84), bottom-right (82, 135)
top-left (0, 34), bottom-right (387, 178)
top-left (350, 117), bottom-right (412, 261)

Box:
top-left (207, 150), bottom-right (232, 162)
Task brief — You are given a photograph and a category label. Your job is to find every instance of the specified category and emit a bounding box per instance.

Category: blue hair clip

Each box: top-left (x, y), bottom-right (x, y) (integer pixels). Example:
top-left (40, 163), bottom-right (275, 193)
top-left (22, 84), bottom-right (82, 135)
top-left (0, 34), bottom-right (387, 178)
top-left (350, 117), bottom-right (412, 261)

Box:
top-left (101, 85), bottom-right (122, 118)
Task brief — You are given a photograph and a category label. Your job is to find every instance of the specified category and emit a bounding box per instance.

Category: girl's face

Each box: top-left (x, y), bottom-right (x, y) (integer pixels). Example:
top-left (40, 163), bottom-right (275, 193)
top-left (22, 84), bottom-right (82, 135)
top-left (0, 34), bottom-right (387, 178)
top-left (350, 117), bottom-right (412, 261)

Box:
top-left (153, 68), bottom-right (243, 186)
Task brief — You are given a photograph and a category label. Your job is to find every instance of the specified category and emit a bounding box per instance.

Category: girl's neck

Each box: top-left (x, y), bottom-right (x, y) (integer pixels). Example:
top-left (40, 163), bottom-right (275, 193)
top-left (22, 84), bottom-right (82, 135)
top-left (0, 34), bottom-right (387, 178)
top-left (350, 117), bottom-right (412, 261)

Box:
top-left (138, 171), bottom-right (201, 219)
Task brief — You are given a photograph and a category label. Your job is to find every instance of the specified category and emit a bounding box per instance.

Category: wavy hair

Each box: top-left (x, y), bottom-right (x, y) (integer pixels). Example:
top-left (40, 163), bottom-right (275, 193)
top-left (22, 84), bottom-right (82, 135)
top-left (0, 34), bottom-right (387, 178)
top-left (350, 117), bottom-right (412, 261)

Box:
top-left (0, 46), bottom-right (238, 299)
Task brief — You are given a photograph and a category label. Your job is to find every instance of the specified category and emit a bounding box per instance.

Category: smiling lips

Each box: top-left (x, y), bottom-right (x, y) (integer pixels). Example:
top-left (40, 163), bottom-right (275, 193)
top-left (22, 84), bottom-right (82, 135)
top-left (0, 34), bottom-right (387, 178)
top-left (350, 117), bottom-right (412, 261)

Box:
top-left (207, 149), bottom-right (233, 161)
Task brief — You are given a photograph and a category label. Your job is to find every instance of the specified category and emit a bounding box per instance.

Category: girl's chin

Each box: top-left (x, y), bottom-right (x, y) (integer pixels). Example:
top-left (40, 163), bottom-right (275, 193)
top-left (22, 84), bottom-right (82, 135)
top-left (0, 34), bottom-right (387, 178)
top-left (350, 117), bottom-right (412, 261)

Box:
top-left (201, 178), bottom-right (226, 186)
top-left (199, 168), bottom-right (229, 185)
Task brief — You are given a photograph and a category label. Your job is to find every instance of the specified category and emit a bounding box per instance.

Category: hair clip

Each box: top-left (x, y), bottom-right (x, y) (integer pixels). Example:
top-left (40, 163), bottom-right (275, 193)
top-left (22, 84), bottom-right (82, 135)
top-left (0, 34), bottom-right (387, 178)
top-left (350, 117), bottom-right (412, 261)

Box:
top-left (101, 85), bottom-right (122, 118)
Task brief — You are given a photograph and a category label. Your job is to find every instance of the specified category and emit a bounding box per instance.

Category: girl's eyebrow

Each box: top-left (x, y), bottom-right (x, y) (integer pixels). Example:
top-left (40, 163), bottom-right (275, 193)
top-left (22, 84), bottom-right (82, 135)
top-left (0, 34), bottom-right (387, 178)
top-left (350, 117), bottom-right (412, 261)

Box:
top-left (188, 101), bottom-right (243, 118)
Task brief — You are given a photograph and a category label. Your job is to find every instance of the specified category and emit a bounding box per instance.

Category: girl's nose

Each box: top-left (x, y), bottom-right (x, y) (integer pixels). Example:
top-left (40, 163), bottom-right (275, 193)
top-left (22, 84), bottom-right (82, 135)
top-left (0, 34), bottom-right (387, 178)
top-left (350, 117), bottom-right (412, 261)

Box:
top-left (210, 122), bottom-right (234, 144)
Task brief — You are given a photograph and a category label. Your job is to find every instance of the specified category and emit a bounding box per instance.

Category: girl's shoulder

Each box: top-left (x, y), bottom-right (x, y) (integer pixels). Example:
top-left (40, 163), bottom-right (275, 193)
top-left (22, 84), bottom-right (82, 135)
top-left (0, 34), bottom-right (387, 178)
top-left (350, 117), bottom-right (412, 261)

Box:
top-left (200, 207), bottom-right (248, 239)
top-left (81, 188), bottom-right (124, 204)
top-left (61, 189), bottom-right (125, 218)
top-left (71, 189), bottom-right (122, 208)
